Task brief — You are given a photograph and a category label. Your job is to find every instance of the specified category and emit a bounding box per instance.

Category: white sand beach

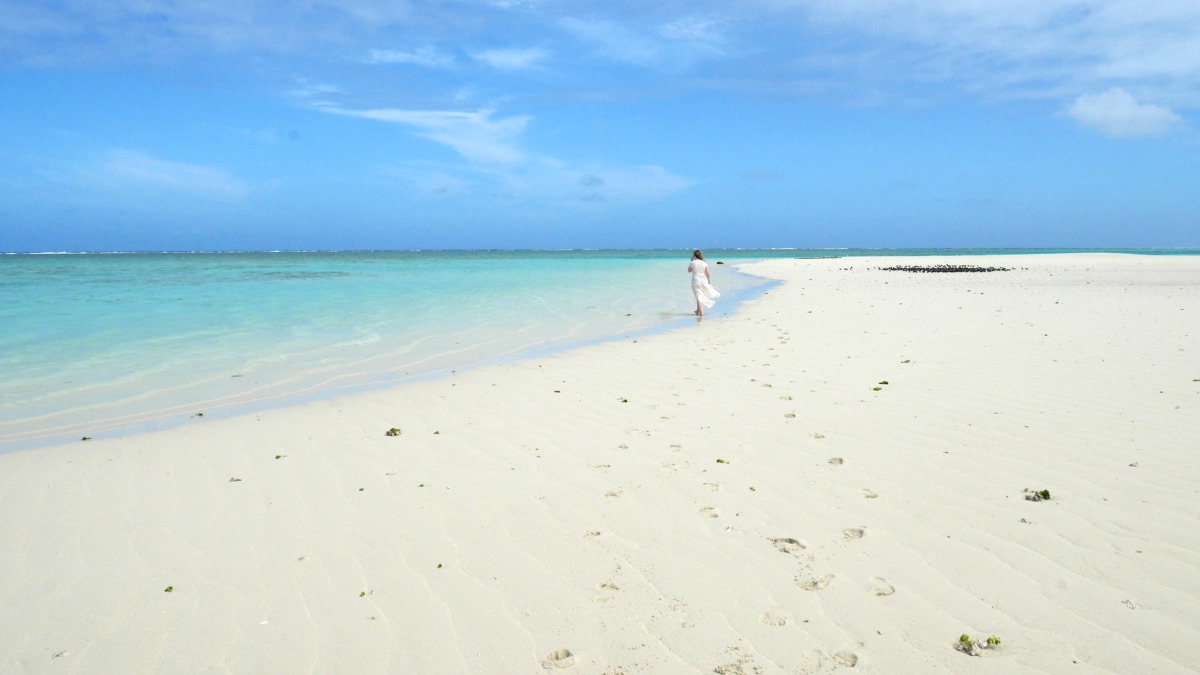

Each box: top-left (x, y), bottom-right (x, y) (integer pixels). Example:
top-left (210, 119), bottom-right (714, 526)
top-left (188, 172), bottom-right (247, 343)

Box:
top-left (1, 253), bottom-right (1198, 674)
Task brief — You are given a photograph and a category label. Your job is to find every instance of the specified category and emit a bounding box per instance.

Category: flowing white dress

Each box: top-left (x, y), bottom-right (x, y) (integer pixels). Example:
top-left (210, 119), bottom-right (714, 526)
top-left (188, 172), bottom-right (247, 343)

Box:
top-left (689, 259), bottom-right (721, 309)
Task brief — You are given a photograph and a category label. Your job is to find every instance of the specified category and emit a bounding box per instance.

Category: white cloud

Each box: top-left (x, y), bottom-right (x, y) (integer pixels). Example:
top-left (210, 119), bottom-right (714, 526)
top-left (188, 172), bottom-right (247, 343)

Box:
top-left (780, 0), bottom-right (1200, 100)
top-left (378, 163), bottom-right (473, 196)
top-left (7, 0), bottom-right (1198, 112)
top-left (85, 149), bottom-right (251, 199)
top-left (320, 107), bottom-right (530, 164)
top-left (288, 79), bottom-right (340, 101)
top-left (366, 46), bottom-right (454, 67)
top-left (560, 17), bottom-right (662, 66)
top-left (568, 163), bottom-right (692, 203)
top-left (1067, 87), bottom-right (1181, 137)
top-left (660, 16), bottom-right (727, 56)
top-left (558, 15), bottom-right (729, 69)
top-left (473, 47), bottom-right (548, 70)
top-left (372, 156), bottom-right (690, 208)
top-left (313, 98), bottom-right (691, 204)
top-left (485, 0), bottom-right (542, 8)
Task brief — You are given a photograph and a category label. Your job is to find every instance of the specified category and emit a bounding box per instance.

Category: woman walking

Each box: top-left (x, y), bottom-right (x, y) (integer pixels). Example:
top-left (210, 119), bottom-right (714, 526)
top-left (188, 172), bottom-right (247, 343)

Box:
top-left (688, 249), bottom-right (720, 317)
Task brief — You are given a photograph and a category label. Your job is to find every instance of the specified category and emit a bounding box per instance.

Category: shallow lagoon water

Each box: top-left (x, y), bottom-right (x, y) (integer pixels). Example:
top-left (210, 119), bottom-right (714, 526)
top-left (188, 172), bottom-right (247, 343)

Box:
top-left (0, 250), bottom-right (770, 448)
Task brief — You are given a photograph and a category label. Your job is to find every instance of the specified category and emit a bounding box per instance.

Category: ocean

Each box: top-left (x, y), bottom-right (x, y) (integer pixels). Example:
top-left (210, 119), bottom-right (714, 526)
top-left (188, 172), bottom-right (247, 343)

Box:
top-left (2, 248), bottom-right (1195, 450)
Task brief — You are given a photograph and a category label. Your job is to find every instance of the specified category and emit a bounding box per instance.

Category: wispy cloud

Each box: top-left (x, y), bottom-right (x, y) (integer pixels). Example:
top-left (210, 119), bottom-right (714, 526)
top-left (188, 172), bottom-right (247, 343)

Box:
top-left (473, 47), bottom-right (548, 70)
top-left (559, 18), bottom-right (661, 67)
top-left (289, 79), bottom-right (341, 102)
top-left (1067, 87), bottom-right (1181, 137)
top-left (377, 162), bottom-right (474, 196)
top-left (8, 0), bottom-right (1197, 120)
top-left (366, 45), bottom-right (454, 67)
top-left (312, 97), bottom-right (691, 204)
top-left (562, 163), bottom-right (692, 203)
top-left (559, 14), bottom-right (730, 69)
top-left (660, 16), bottom-right (728, 56)
top-left (319, 107), bottom-right (530, 164)
top-left (783, 0), bottom-right (1200, 103)
top-left (384, 158), bottom-right (691, 206)
top-left (81, 149), bottom-right (251, 199)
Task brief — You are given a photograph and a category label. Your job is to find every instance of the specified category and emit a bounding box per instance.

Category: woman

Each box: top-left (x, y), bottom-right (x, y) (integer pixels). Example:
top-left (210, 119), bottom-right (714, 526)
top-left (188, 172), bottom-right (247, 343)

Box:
top-left (688, 249), bottom-right (720, 317)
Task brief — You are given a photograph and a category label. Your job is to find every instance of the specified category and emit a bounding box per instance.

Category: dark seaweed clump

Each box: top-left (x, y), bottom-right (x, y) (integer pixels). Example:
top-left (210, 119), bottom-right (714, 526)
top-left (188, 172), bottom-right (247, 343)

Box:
top-left (880, 264), bottom-right (1012, 273)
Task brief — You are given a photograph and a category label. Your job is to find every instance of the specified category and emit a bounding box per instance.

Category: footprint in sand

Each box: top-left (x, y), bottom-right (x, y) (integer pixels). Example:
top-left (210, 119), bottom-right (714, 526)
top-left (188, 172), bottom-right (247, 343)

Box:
top-left (797, 574), bottom-right (834, 591)
top-left (831, 651), bottom-right (859, 667)
top-left (700, 506), bottom-right (720, 518)
top-left (604, 491), bottom-right (621, 498)
top-left (828, 457), bottom-right (844, 465)
top-left (784, 413), bottom-right (796, 419)
top-left (759, 610), bottom-right (788, 626)
top-left (703, 482), bottom-right (720, 492)
top-left (797, 648), bottom-right (859, 672)
top-left (844, 527), bottom-right (865, 540)
top-left (542, 649), bottom-right (578, 669)
top-left (594, 582), bottom-right (620, 603)
top-left (794, 649), bottom-right (824, 674)
top-left (780, 395), bottom-right (792, 401)
top-left (862, 489), bottom-right (878, 499)
top-left (869, 577), bottom-right (895, 596)
top-left (582, 531), bottom-right (601, 538)
top-left (769, 537), bottom-right (806, 555)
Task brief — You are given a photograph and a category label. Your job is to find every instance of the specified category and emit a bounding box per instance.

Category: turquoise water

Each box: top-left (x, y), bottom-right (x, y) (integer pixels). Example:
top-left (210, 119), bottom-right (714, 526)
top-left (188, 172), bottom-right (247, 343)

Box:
top-left (2, 248), bottom-right (1196, 450)
top-left (0, 250), bottom-right (771, 448)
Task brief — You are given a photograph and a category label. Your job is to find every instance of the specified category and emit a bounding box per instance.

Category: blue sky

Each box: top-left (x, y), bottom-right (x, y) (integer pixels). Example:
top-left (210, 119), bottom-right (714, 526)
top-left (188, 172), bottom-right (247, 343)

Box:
top-left (1, 0), bottom-right (1197, 251)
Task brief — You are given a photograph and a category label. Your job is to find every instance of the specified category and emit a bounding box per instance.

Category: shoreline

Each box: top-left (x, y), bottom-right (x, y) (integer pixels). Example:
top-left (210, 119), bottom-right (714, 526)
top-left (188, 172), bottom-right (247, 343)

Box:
top-left (0, 261), bottom-right (775, 454)
top-left (2, 252), bottom-right (1198, 672)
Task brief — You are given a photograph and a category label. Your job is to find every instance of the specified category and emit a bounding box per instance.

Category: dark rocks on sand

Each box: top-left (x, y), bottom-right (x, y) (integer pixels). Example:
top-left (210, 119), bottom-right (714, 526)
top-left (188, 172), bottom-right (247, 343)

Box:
top-left (880, 264), bottom-right (1012, 273)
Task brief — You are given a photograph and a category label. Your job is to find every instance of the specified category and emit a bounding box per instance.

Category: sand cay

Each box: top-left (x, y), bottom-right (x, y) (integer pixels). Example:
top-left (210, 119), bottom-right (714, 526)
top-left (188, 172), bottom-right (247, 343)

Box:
top-left (1, 253), bottom-right (1198, 673)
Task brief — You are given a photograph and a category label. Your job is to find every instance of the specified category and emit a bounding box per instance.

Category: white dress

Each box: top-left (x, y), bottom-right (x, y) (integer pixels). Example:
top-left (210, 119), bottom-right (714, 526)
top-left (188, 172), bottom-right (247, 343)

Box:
top-left (689, 259), bottom-right (721, 309)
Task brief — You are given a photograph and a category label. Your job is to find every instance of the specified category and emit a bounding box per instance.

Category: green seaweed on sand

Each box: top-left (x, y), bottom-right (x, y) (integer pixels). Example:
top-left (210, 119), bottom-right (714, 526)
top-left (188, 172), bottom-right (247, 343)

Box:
top-left (878, 380), bottom-right (889, 385)
top-left (716, 458), bottom-right (729, 464)
top-left (957, 633), bottom-right (1001, 656)
top-left (385, 427), bottom-right (402, 436)
top-left (164, 586), bottom-right (174, 593)
top-left (871, 387), bottom-right (882, 391)
top-left (1024, 488), bottom-right (1052, 501)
